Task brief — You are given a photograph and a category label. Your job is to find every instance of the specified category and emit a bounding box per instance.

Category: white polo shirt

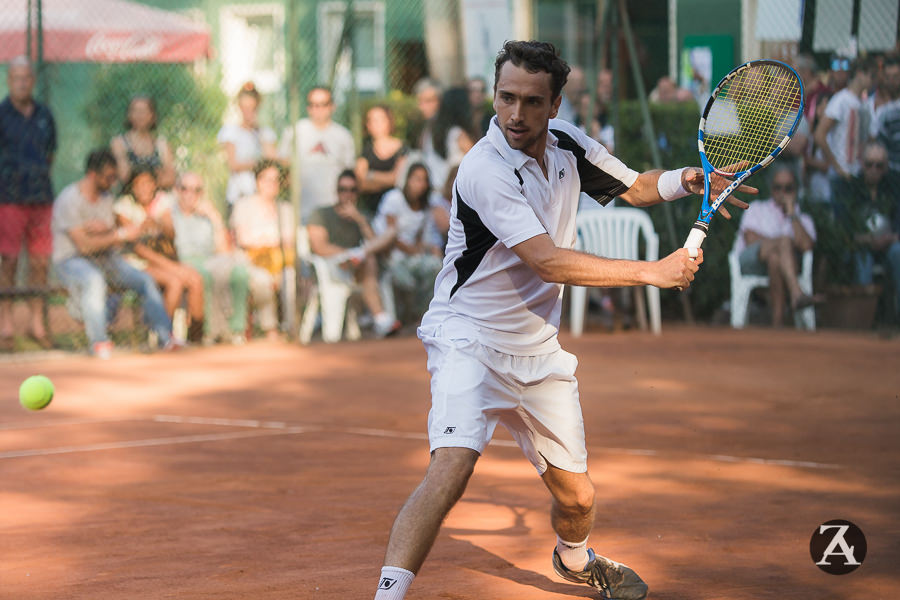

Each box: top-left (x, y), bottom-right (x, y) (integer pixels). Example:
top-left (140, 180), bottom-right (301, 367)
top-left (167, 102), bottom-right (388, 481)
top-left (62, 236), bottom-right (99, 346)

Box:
top-left (420, 117), bottom-right (638, 355)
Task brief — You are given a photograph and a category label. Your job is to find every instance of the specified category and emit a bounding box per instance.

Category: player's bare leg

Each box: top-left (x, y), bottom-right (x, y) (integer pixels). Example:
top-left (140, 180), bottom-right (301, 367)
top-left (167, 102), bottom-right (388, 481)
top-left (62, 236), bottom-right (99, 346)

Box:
top-left (543, 462), bottom-right (648, 599)
top-left (375, 447), bottom-right (478, 598)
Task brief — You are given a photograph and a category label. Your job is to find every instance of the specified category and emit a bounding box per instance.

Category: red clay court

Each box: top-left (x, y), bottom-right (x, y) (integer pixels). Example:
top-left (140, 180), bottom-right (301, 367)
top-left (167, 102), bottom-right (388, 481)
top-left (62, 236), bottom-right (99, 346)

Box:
top-left (1, 326), bottom-right (898, 599)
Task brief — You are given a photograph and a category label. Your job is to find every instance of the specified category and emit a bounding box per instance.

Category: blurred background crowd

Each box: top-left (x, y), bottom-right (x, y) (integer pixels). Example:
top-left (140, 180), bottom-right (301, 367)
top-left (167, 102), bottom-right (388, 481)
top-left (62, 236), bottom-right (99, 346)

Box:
top-left (1, 0), bottom-right (899, 357)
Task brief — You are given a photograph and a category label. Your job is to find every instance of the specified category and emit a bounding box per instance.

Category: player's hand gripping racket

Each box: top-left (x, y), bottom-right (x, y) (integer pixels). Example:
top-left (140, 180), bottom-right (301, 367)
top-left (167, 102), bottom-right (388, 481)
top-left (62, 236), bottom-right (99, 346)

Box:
top-left (682, 59), bottom-right (804, 259)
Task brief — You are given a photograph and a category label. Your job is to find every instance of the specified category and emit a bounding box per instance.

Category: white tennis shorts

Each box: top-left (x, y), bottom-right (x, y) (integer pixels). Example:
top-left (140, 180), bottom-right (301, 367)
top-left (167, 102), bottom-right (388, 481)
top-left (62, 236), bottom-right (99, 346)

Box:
top-left (419, 322), bottom-right (588, 474)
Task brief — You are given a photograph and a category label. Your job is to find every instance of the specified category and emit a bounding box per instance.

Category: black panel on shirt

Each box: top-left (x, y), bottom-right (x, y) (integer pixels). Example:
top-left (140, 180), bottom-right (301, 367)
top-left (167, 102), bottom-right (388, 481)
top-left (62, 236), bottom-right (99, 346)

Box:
top-left (551, 128), bottom-right (629, 206)
top-left (450, 191), bottom-right (498, 298)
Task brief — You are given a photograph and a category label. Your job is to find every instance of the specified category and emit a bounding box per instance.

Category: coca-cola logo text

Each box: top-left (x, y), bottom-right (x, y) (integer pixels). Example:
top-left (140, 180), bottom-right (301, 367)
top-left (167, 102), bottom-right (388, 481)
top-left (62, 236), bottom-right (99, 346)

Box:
top-left (85, 33), bottom-right (164, 61)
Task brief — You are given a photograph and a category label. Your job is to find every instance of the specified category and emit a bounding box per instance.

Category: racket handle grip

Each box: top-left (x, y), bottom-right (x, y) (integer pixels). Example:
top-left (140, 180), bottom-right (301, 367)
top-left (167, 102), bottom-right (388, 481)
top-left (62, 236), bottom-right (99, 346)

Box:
top-left (675, 226), bottom-right (708, 291)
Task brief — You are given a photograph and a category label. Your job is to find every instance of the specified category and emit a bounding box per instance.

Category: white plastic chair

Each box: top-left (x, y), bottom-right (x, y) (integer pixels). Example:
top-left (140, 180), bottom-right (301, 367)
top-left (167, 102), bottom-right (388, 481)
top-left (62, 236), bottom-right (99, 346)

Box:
top-left (296, 227), bottom-right (361, 344)
top-left (570, 207), bottom-right (661, 336)
top-left (729, 248), bottom-right (815, 330)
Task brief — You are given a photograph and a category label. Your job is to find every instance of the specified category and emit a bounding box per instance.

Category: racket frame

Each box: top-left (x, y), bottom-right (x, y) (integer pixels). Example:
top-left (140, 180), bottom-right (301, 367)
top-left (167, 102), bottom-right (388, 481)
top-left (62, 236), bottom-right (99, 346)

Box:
top-left (684, 59), bottom-right (805, 254)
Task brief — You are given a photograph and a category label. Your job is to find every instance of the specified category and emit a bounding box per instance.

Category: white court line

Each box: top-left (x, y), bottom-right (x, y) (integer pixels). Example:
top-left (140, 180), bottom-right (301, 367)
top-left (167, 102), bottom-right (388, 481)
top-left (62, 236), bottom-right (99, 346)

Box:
top-left (0, 428), bottom-right (311, 460)
top-left (0, 414), bottom-right (842, 470)
top-left (0, 417), bottom-right (137, 431)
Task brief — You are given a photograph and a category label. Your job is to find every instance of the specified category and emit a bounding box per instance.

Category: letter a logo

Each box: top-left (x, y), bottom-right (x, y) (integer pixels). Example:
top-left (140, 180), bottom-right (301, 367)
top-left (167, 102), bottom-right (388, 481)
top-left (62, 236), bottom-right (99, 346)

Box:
top-left (809, 519), bottom-right (867, 574)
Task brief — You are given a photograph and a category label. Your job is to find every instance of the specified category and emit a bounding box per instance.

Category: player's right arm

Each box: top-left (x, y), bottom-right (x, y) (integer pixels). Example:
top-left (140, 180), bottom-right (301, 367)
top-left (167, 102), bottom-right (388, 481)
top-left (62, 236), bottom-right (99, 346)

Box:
top-left (511, 233), bottom-right (702, 290)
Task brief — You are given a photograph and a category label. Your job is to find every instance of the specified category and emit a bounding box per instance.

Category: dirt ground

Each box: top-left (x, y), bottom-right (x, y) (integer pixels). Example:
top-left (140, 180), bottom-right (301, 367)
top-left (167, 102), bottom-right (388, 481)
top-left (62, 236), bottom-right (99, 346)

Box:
top-left (1, 326), bottom-right (898, 599)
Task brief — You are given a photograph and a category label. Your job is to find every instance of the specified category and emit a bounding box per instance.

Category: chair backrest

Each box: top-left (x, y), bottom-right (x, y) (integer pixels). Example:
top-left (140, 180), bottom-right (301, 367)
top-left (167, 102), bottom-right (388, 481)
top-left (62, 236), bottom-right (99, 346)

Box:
top-left (296, 225), bottom-right (312, 260)
top-left (575, 207), bottom-right (659, 262)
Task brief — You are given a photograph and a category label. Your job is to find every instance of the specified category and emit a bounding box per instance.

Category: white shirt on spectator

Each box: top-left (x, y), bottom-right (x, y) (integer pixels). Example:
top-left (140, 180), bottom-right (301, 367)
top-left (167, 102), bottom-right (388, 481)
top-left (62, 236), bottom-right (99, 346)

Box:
top-left (373, 188), bottom-right (445, 261)
top-left (217, 123), bottom-right (277, 206)
top-left (824, 88), bottom-right (865, 175)
top-left (279, 118), bottom-right (355, 222)
top-left (732, 198), bottom-right (816, 255)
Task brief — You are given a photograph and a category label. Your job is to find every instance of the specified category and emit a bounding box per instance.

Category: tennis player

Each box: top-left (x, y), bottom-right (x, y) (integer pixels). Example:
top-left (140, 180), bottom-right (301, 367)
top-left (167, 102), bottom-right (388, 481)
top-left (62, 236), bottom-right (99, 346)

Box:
top-left (373, 41), bottom-right (751, 600)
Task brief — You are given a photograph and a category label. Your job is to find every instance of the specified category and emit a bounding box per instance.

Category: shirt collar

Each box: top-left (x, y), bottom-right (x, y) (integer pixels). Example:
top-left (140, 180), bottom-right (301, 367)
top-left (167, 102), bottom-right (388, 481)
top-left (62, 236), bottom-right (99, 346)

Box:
top-left (486, 116), bottom-right (559, 171)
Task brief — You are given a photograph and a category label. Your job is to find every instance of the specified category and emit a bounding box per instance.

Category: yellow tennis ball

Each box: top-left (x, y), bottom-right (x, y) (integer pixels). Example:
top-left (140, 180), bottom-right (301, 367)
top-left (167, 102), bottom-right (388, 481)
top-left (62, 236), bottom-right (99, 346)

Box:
top-left (19, 375), bottom-right (54, 411)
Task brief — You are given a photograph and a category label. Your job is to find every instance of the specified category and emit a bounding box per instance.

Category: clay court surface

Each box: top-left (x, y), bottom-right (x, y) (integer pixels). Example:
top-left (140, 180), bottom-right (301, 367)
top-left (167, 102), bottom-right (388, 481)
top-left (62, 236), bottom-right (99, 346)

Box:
top-left (1, 326), bottom-right (898, 599)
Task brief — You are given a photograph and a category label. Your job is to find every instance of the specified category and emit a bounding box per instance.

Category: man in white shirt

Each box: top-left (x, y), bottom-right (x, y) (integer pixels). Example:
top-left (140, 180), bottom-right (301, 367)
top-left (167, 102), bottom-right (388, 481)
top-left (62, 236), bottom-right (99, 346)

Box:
top-left (279, 87), bottom-right (355, 222)
top-left (814, 58), bottom-right (873, 181)
top-left (733, 166), bottom-right (821, 327)
top-left (372, 41), bottom-right (752, 600)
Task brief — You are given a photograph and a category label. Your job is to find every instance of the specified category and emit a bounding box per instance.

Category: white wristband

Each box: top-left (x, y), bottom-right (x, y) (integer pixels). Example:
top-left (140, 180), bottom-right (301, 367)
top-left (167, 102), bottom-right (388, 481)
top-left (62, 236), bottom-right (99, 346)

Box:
top-left (657, 167), bottom-right (690, 202)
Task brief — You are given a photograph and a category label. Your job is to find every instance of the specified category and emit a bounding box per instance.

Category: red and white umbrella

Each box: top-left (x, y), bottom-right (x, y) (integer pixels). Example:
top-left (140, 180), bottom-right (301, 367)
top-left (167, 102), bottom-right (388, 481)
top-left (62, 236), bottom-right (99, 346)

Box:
top-left (0, 0), bottom-right (211, 63)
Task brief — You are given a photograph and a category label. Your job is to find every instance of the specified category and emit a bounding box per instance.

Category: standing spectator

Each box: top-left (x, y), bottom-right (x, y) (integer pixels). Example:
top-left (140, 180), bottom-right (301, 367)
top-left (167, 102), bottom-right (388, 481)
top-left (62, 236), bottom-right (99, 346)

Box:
top-left (425, 87), bottom-right (476, 191)
top-left (814, 58), bottom-right (873, 183)
top-left (114, 168), bottom-right (205, 343)
top-left (805, 91), bottom-right (834, 203)
top-left (231, 160), bottom-right (292, 340)
top-left (732, 166), bottom-right (821, 328)
top-left (110, 95), bottom-right (176, 189)
top-left (832, 141), bottom-right (900, 317)
top-left (373, 163), bottom-right (445, 320)
top-left (467, 76), bottom-right (493, 137)
top-left (871, 54), bottom-right (900, 171)
top-left (279, 86), bottom-right (355, 222)
top-left (217, 82), bottom-right (278, 213)
top-left (866, 54), bottom-right (898, 126)
top-left (0, 56), bottom-right (56, 351)
top-left (355, 104), bottom-right (408, 217)
top-left (409, 78), bottom-right (443, 163)
top-left (307, 170), bottom-right (400, 338)
top-left (52, 149), bottom-right (175, 359)
top-left (556, 65), bottom-right (585, 123)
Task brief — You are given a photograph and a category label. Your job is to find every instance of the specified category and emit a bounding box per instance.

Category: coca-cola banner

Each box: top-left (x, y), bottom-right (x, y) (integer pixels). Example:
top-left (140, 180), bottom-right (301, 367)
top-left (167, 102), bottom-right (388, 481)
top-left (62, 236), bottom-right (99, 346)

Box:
top-left (0, 0), bottom-right (210, 63)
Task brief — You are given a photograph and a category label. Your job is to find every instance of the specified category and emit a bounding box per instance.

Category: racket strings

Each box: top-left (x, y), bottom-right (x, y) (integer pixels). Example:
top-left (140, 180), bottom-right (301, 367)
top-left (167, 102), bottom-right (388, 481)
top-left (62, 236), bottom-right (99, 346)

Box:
top-left (703, 64), bottom-right (802, 172)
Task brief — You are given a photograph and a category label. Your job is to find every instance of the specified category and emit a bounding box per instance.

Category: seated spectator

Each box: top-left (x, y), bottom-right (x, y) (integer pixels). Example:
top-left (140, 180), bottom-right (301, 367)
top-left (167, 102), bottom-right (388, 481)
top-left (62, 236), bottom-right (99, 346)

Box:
top-left (732, 166), bottom-right (823, 327)
top-left (114, 167), bottom-right (205, 343)
top-left (110, 95), bottom-right (176, 189)
top-left (832, 142), bottom-right (900, 317)
top-left (355, 104), bottom-right (408, 217)
top-left (231, 160), bottom-right (295, 340)
top-left (306, 170), bottom-right (400, 338)
top-left (51, 149), bottom-right (176, 358)
top-left (373, 163), bottom-right (445, 320)
top-left (217, 82), bottom-right (278, 214)
top-left (161, 172), bottom-right (276, 344)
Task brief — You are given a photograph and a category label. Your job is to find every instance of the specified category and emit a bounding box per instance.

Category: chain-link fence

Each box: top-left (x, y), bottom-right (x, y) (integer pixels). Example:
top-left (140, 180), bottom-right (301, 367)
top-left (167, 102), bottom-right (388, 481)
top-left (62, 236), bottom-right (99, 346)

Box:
top-left (1, 0), bottom-right (898, 357)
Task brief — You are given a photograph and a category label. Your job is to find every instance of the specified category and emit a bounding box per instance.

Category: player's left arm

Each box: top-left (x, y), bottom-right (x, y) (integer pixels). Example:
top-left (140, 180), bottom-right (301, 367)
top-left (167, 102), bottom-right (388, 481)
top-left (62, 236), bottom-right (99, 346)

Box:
top-left (619, 168), bottom-right (754, 220)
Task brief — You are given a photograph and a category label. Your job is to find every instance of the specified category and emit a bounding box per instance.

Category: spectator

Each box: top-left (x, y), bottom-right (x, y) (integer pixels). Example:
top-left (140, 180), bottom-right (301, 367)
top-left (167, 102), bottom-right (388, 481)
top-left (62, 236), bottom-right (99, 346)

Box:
top-left (410, 77), bottom-right (443, 156)
top-left (114, 167), bottom-right (205, 343)
top-left (355, 104), bottom-right (408, 217)
top-left (0, 56), bottom-right (56, 351)
top-left (814, 57), bottom-right (873, 183)
top-left (556, 65), bottom-right (585, 123)
top-left (52, 149), bottom-right (175, 358)
top-left (805, 91), bottom-right (834, 203)
top-left (373, 162), bottom-right (445, 320)
top-left (217, 82), bottom-right (278, 213)
top-left (231, 160), bottom-right (293, 340)
top-left (279, 86), bottom-right (355, 222)
top-left (871, 54), bottom-right (900, 171)
top-left (110, 95), bottom-right (176, 190)
top-left (467, 76), bottom-right (493, 137)
top-left (161, 172), bottom-right (274, 345)
top-left (732, 166), bottom-right (822, 328)
top-left (425, 87), bottom-right (476, 191)
top-left (866, 53), bottom-right (898, 125)
top-left (832, 141), bottom-right (900, 317)
top-left (306, 170), bottom-right (400, 338)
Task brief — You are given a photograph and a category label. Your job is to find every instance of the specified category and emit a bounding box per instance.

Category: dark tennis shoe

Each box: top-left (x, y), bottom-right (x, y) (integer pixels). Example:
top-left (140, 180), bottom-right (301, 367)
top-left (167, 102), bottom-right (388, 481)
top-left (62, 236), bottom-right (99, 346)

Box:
top-left (552, 548), bottom-right (649, 599)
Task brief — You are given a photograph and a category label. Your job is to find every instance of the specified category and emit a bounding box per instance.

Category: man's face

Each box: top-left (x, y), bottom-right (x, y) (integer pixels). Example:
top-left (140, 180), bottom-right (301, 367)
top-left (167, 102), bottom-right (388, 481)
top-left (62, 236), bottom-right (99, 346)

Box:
top-left (770, 171), bottom-right (797, 211)
top-left (7, 64), bottom-right (35, 105)
top-left (862, 147), bottom-right (888, 186)
top-left (307, 89), bottom-right (334, 126)
top-left (493, 61), bottom-right (560, 158)
top-left (883, 64), bottom-right (900, 99)
top-left (335, 176), bottom-right (358, 212)
top-left (95, 165), bottom-right (119, 193)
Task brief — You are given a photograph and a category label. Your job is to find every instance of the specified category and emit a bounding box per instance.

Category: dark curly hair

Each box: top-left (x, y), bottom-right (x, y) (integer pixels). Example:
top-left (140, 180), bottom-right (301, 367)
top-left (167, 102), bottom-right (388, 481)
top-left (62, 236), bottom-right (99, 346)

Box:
top-left (493, 40), bottom-right (571, 100)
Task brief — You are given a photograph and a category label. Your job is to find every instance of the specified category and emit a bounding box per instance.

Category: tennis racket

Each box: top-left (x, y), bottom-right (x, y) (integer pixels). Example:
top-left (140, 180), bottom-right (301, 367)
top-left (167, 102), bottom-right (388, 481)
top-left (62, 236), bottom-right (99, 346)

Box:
top-left (682, 59), bottom-right (804, 256)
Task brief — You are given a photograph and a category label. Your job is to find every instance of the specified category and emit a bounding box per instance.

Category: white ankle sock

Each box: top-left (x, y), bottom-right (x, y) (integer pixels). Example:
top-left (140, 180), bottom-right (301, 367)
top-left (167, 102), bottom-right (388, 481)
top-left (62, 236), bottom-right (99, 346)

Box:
top-left (557, 536), bottom-right (590, 571)
top-left (374, 566), bottom-right (414, 600)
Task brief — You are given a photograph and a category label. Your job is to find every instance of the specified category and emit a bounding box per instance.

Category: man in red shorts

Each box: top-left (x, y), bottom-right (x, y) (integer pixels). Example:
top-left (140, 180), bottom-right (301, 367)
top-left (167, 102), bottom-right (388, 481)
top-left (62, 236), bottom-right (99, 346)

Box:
top-left (0, 56), bottom-right (57, 350)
